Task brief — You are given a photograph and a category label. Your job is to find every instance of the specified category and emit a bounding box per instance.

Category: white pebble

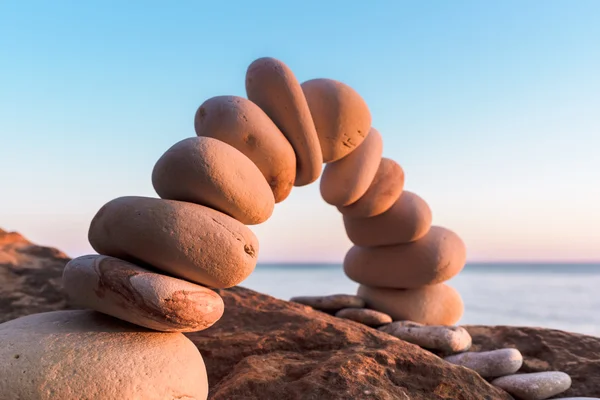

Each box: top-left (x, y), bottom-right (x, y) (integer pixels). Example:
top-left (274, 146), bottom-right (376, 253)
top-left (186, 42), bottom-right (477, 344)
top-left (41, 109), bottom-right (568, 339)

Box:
top-left (445, 348), bottom-right (523, 378)
top-left (492, 371), bottom-right (572, 400)
top-left (379, 322), bottom-right (471, 354)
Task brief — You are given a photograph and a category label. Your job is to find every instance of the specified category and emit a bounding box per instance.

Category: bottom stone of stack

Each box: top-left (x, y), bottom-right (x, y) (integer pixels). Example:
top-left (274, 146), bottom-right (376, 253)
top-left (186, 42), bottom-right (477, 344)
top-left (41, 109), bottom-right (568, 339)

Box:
top-left (0, 310), bottom-right (208, 400)
top-left (357, 283), bottom-right (464, 326)
top-left (63, 255), bottom-right (224, 332)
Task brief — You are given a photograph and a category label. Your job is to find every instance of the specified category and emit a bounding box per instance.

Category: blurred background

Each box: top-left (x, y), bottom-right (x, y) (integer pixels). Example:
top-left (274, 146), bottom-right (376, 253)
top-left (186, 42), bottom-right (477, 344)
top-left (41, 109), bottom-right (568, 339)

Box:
top-left (1, 1), bottom-right (599, 333)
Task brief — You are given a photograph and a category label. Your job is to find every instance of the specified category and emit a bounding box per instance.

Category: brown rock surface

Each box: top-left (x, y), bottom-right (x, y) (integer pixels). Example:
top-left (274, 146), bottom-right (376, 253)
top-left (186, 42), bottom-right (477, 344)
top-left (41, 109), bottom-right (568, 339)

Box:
top-left (194, 95), bottom-right (296, 203)
top-left (466, 325), bottom-right (600, 398)
top-left (246, 57), bottom-right (322, 186)
top-left (338, 157), bottom-right (405, 218)
top-left (302, 78), bottom-right (371, 163)
top-left (0, 229), bottom-right (70, 323)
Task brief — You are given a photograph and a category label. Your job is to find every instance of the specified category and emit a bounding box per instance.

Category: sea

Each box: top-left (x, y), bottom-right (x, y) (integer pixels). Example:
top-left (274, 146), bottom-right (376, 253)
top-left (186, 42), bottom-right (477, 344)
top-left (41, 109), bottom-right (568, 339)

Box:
top-left (242, 263), bottom-right (600, 337)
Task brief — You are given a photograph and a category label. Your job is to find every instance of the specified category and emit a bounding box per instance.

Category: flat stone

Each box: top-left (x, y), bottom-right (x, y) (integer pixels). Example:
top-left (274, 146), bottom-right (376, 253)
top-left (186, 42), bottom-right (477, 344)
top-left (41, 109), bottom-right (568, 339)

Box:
top-left (301, 78), bottom-right (371, 163)
top-left (335, 308), bottom-right (392, 326)
top-left (343, 190), bottom-right (432, 247)
top-left (88, 196), bottom-right (258, 288)
top-left (0, 310), bottom-right (208, 400)
top-left (379, 322), bottom-right (472, 354)
top-left (194, 95), bottom-right (296, 203)
top-left (152, 136), bottom-right (275, 225)
top-left (246, 57), bottom-right (322, 186)
top-left (338, 157), bottom-right (405, 218)
top-left (444, 348), bottom-right (523, 378)
top-left (344, 226), bottom-right (467, 289)
top-left (358, 284), bottom-right (464, 325)
top-left (492, 371), bottom-right (572, 400)
top-left (63, 255), bottom-right (224, 332)
top-left (320, 127), bottom-right (382, 207)
top-left (290, 294), bottom-right (365, 312)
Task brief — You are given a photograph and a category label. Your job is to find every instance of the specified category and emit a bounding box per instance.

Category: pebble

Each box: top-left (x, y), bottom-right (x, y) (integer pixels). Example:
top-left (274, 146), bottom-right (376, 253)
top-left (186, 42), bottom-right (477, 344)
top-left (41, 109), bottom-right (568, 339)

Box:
top-left (491, 371), bottom-right (572, 400)
top-left (63, 255), bottom-right (224, 332)
top-left (343, 190), bottom-right (432, 247)
top-left (0, 310), bottom-right (208, 400)
top-left (444, 348), bottom-right (523, 378)
top-left (320, 127), bottom-right (383, 207)
top-left (357, 283), bottom-right (464, 325)
top-left (335, 308), bottom-right (392, 327)
top-left (290, 294), bottom-right (365, 312)
top-left (344, 226), bottom-right (467, 289)
top-left (152, 136), bottom-right (275, 225)
top-left (301, 78), bottom-right (371, 163)
top-left (194, 95), bottom-right (296, 203)
top-left (338, 158), bottom-right (405, 218)
top-left (379, 321), bottom-right (472, 354)
top-left (88, 196), bottom-right (259, 288)
top-left (246, 57), bottom-right (322, 186)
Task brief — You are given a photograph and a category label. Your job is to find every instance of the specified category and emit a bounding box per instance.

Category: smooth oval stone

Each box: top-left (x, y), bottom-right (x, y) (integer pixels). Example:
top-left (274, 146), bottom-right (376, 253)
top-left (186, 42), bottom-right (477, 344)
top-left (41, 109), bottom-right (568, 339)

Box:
top-left (152, 136), bottom-right (274, 225)
top-left (338, 158), bottom-right (405, 218)
top-left (343, 190), bottom-right (432, 247)
top-left (301, 78), bottom-right (371, 163)
top-left (320, 127), bottom-right (383, 207)
top-left (357, 284), bottom-right (464, 325)
top-left (194, 95), bottom-right (296, 203)
top-left (246, 57), bottom-right (322, 186)
top-left (379, 322), bottom-right (472, 354)
top-left (335, 308), bottom-right (392, 327)
top-left (491, 372), bottom-right (572, 400)
top-left (344, 226), bottom-right (466, 289)
top-left (88, 196), bottom-right (259, 288)
top-left (445, 348), bottom-right (523, 378)
top-left (289, 294), bottom-right (365, 312)
top-left (0, 310), bottom-right (208, 400)
top-left (63, 255), bottom-right (224, 332)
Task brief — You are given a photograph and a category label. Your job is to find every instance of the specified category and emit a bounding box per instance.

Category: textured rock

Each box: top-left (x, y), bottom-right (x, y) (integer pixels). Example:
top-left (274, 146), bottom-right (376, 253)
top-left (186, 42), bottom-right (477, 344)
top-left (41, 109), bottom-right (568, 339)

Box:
top-left (88, 196), bottom-right (259, 288)
top-left (343, 190), bottom-right (432, 246)
top-left (335, 307), bottom-right (392, 326)
top-left (445, 348), bottom-right (523, 378)
top-left (345, 226), bottom-right (467, 289)
top-left (320, 127), bottom-right (383, 206)
top-left (466, 325), bottom-right (600, 397)
top-left (194, 95), bottom-right (296, 203)
top-left (379, 322), bottom-right (472, 354)
top-left (338, 157), bottom-right (405, 218)
top-left (246, 57), bottom-right (322, 186)
top-left (301, 78), bottom-right (371, 163)
top-left (63, 255), bottom-right (224, 332)
top-left (358, 284), bottom-right (464, 325)
top-left (152, 136), bottom-right (274, 225)
top-left (0, 229), bottom-right (70, 323)
top-left (189, 287), bottom-right (511, 400)
top-left (0, 310), bottom-right (208, 400)
top-left (492, 372), bottom-right (572, 400)
top-left (289, 294), bottom-right (364, 312)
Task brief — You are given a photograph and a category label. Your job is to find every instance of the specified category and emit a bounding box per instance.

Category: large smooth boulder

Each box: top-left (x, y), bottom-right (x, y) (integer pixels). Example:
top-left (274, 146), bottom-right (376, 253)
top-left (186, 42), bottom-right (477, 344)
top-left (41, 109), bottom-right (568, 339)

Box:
top-left (301, 78), bottom-right (371, 163)
top-left (194, 95), bottom-right (296, 203)
top-left (63, 255), bottom-right (224, 332)
top-left (246, 57), bottom-right (322, 186)
top-left (0, 310), bottom-right (208, 400)
top-left (88, 197), bottom-right (259, 288)
top-left (344, 226), bottom-right (466, 289)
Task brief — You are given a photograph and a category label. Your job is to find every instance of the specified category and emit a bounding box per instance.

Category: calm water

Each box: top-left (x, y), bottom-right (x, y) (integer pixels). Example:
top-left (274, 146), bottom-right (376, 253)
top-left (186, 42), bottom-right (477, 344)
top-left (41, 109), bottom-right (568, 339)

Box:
top-left (242, 263), bottom-right (600, 337)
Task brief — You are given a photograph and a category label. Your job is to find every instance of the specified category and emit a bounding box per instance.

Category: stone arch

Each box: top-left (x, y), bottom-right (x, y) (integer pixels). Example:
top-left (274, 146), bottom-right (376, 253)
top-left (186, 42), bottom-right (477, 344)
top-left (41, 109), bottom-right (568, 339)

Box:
top-left (63, 56), bottom-right (466, 334)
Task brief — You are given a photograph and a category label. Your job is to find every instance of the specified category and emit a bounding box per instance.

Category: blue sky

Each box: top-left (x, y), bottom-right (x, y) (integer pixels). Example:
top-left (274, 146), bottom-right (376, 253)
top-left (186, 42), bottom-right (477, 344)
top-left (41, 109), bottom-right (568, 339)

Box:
top-left (1, 1), bottom-right (599, 262)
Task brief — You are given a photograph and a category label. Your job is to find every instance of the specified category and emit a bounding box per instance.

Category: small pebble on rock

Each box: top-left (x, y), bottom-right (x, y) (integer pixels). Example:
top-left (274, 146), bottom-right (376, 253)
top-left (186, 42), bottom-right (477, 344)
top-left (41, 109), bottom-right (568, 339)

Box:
top-left (491, 371), bottom-right (572, 400)
top-left (379, 322), bottom-right (471, 354)
top-left (290, 294), bottom-right (365, 311)
top-left (335, 308), bottom-right (392, 326)
top-left (444, 348), bottom-right (523, 378)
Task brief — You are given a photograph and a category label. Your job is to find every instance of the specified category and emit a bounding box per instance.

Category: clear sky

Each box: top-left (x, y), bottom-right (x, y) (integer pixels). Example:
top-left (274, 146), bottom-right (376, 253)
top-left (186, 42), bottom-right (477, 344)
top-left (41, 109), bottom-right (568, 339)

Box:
top-left (1, 1), bottom-right (599, 262)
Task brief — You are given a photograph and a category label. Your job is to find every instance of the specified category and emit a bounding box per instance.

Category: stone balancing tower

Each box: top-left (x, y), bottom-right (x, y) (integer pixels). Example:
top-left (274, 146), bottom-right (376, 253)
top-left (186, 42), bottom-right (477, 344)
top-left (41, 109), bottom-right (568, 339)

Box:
top-left (0, 56), bottom-right (466, 399)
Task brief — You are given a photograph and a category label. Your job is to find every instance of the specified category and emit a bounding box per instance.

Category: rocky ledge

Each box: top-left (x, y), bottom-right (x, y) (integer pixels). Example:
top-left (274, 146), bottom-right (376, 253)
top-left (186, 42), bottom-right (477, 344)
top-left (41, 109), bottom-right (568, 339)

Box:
top-left (1, 228), bottom-right (599, 399)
